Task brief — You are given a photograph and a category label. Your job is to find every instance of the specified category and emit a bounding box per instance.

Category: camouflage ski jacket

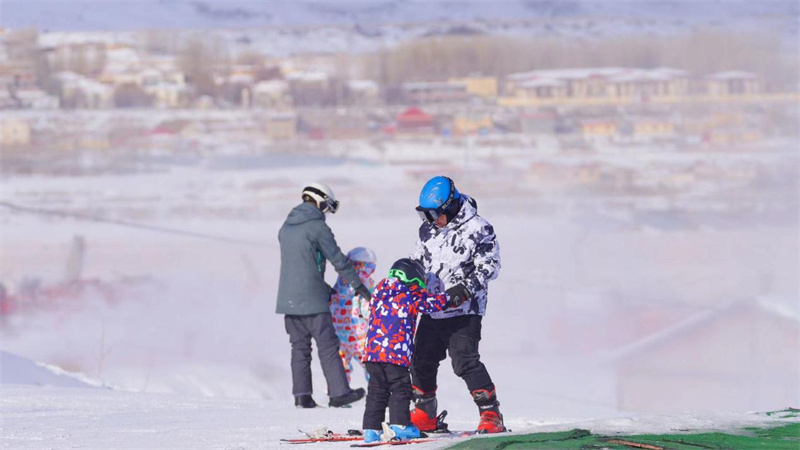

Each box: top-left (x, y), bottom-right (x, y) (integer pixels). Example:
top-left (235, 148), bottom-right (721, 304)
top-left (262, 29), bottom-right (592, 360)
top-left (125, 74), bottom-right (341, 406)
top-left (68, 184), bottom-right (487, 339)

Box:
top-left (410, 194), bottom-right (500, 318)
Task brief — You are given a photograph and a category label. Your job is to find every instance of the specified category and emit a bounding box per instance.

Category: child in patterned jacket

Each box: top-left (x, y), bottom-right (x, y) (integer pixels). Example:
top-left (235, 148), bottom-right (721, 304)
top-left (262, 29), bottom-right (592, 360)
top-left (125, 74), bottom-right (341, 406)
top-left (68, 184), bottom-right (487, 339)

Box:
top-left (361, 258), bottom-right (464, 443)
top-left (330, 247), bottom-right (377, 383)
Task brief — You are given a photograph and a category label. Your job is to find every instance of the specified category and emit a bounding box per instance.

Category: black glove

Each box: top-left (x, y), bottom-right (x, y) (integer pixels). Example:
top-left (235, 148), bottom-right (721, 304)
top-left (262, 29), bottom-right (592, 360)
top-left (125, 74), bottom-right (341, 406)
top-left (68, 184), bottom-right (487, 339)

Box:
top-left (354, 283), bottom-right (372, 301)
top-left (445, 283), bottom-right (470, 308)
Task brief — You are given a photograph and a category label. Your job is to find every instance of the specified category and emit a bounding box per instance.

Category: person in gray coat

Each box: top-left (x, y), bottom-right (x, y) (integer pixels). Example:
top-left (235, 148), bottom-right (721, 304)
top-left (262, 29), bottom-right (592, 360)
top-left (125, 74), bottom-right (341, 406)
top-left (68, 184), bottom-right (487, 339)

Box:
top-left (277, 182), bottom-right (371, 409)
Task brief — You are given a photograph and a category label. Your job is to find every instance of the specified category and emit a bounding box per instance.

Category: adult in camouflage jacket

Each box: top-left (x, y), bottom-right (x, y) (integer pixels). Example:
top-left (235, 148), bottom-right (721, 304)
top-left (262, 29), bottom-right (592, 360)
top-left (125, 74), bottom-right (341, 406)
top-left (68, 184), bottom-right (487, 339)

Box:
top-left (409, 176), bottom-right (506, 434)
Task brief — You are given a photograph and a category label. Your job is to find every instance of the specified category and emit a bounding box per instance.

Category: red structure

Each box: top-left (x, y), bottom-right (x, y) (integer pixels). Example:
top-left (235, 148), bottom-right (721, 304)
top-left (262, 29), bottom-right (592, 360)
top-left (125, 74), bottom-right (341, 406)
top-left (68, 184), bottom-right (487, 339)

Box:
top-left (396, 107), bottom-right (435, 134)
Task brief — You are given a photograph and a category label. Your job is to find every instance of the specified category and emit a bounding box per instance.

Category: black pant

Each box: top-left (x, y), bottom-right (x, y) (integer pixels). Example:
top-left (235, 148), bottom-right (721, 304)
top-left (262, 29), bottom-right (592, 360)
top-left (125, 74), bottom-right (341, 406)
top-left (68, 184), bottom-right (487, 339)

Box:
top-left (410, 314), bottom-right (494, 394)
top-left (362, 362), bottom-right (412, 430)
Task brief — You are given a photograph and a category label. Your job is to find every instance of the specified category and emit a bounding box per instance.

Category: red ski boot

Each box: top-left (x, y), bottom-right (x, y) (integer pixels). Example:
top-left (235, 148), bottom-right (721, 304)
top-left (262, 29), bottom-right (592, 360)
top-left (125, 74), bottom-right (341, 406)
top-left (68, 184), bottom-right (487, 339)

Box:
top-left (410, 387), bottom-right (439, 432)
top-left (477, 410), bottom-right (506, 434)
top-left (472, 388), bottom-right (507, 434)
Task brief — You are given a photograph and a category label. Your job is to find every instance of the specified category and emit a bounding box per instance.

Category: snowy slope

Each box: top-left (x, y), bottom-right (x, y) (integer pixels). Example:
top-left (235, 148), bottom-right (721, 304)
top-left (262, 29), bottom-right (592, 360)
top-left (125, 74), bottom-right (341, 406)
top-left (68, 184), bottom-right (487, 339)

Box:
top-left (0, 351), bottom-right (99, 388)
top-left (2, 378), bottom-right (797, 449)
top-left (1, 143), bottom-right (797, 447)
top-left (1, 0), bottom-right (797, 31)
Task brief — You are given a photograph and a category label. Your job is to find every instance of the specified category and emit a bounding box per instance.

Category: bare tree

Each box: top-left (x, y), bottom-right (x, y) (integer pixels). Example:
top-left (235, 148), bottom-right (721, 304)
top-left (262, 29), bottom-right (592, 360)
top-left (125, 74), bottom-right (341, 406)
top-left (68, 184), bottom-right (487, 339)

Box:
top-left (114, 83), bottom-right (153, 108)
top-left (177, 35), bottom-right (230, 98)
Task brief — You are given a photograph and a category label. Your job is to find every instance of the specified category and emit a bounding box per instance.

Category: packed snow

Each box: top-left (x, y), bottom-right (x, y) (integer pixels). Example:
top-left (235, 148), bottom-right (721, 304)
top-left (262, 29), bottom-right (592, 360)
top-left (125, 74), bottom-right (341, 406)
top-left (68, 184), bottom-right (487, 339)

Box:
top-left (1, 144), bottom-right (797, 448)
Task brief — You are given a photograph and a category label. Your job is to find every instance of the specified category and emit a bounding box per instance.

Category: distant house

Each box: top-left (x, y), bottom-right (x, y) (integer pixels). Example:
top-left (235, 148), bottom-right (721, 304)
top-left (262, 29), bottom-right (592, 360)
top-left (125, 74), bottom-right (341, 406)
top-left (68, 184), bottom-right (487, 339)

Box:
top-left (580, 119), bottom-right (618, 142)
top-left (611, 299), bottom-right (800, 413)
top-left (345, 80), bottom-right (380, 106)
top-left (504, 67), bottom-right (690, 105)
top-left (607, 68), bottom-right (690, 101)
top-left (453, 111), bottom-right (493, 135)
top-left (447, 76), bottom-right (498, 98)
top-left (396, 107), bottom-right (435, 134)
top-left (137, 65), bottom-right (188, 108)
top-left (706, 71), bottom-right (762, 96)
top-left (0, 86), bottom-right (60, 110)
top-left (266, 112), bottom-right (297, 141)
top-left (514, 78), bottom-right (568, 100)
top-left (618, 118), bottom-right (677, 143)
top-left (55, 71), bottom-right (114, 109)
top-left (505, 67), bottom-right (625, 98)
top-left (0, 118), bottom-right (31, 147)
top-left (253, 80), bottom-right (291, 108)
top-left (402, 81), bottom-right (468, 104)
top-left (286, 70), bottom-right (331, 106)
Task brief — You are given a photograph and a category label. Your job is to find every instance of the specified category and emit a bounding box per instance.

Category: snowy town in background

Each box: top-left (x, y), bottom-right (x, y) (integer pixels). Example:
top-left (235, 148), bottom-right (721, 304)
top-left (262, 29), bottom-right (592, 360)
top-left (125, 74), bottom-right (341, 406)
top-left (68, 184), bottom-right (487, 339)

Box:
top-left (1, 1), bottom-right (799, 448)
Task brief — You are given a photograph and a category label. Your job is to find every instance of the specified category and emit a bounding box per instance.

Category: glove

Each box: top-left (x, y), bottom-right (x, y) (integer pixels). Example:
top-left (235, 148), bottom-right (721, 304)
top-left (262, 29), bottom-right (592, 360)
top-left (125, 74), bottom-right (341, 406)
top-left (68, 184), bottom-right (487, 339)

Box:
top-left (354, 283), bottom-right (372, 302)
top-left (445, 283), bottom-right (470, 308)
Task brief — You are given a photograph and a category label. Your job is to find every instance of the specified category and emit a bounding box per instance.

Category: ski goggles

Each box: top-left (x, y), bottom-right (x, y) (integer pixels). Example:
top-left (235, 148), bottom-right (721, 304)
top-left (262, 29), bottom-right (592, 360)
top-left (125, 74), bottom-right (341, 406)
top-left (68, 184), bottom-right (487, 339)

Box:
top-left (415, 199), bottom-right (459, 223)
top-left (321, 197), bottom-right (340, 214)
top-left (387, 268), bottom-right (426, 288)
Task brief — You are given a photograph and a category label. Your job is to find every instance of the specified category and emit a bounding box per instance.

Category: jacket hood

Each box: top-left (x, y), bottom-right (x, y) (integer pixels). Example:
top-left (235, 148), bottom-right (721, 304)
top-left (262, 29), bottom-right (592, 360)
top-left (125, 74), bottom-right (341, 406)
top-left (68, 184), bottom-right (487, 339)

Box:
top-left (445, 194), bottom-right (478, 230)
top-left (285, 202), bottom-right (325, 225)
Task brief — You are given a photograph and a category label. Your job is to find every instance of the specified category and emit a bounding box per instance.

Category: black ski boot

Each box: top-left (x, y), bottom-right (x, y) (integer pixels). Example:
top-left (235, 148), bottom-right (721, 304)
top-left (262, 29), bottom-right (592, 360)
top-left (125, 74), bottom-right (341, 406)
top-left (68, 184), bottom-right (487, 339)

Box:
top-left (329, 388), bottom-right (365, 408)
top-left (295, 394), bottom-right (318, 409)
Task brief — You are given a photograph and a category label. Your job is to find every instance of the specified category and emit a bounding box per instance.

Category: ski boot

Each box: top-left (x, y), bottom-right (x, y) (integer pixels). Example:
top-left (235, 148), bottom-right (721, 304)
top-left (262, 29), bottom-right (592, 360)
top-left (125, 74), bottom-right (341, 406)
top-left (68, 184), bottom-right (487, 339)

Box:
top-left (294, 394), bottom-right (318, 409)
top-left (363, 429), bottom-right (382, 443)
top-left (329, 387), bottom-right (365, 408)
top-left (409, 387), bottom-right (439, 432)
top-left (381, 423), bottom-right (422, 442)
top-left (472, 388), bottom-right (507, 434)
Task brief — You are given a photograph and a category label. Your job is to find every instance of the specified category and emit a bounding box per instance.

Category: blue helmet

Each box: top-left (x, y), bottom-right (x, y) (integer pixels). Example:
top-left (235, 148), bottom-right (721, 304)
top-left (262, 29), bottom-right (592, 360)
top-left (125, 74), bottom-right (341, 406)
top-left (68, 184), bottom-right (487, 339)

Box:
top-left (416, 176), bottom-right (462, 223)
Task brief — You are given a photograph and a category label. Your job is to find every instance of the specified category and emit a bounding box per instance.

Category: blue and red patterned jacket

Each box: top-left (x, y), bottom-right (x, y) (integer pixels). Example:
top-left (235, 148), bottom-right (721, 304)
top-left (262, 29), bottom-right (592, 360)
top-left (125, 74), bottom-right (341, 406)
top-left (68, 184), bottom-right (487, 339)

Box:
top-left (363, 277), bottom-right (448, 367)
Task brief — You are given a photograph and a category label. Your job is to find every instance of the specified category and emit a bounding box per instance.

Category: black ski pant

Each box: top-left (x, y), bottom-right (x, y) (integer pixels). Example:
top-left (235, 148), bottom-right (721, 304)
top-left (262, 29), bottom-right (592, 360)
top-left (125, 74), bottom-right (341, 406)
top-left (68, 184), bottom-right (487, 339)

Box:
top-left (284, 313), bottom-right (351, 399)
top-left (410, 314), bottom-right (494, 395)
top-left (363, 362), bottom-right (412, 430)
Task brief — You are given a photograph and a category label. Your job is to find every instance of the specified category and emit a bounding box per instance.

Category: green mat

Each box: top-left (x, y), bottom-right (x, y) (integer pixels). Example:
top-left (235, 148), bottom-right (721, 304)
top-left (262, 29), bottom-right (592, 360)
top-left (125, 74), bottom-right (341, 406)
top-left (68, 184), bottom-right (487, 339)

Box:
top-left (446, 409), bottom-right (800, 450)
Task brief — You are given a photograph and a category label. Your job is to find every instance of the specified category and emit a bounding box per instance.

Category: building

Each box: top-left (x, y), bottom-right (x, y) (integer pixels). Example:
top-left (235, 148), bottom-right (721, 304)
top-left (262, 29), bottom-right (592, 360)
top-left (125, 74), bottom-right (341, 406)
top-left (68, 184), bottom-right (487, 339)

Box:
top-left (266, 112), bottom-right (297, 140)
top-left (0, 118), bottom-right (31, 146)
top-left (402, 81), bottom-right (469, 104)
top-left (706, 71), bottom-right (761, 96)
top-left (611, 299), bottom-right (799, 413)
top-left (286, 70), bottom-right (331, 106)
top-left (513, 78), bottom-right (569, 100)
top-left (452, 111), bottom-right (493, 135)
top-left (618, 118), bottom-right (677, 143)
top-left (447, 76), bottom-right (498, 98)
top-left (253, 80), bottom-right (291, 108)
top-left (605, 68), bottom-right (690, 101)
top-left (55, 71), bottom-right (114, 109)
top-left (580, 119), bottom-right (618, 142)
top-left (396, 107), bottom-right (435, 134)
top-left (345, 80), bottom-right (380, 106)
top-left (505, 67), bottom-right (626, 98)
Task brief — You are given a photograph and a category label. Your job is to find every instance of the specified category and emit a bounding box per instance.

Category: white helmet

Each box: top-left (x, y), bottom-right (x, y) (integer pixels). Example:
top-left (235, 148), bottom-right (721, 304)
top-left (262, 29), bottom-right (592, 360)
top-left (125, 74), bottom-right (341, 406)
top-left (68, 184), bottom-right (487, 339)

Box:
top-left (302, 182), bottom-right (339, 214)
top-left (347, 247), bottom-right (377, 264)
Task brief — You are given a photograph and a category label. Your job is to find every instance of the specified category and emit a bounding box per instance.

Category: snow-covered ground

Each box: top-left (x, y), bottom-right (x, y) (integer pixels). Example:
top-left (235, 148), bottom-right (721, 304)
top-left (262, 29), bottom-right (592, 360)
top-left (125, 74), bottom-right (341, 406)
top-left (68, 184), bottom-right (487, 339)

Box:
top-left (1, 150), bottom-right (798, 448)
top-left (2, 353), bottom-right (797, 449)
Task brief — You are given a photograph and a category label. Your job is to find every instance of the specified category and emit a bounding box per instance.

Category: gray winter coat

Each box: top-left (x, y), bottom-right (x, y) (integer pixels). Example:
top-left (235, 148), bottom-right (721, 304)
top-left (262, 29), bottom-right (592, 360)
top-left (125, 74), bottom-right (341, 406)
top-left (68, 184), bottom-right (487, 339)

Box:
top-left (276, 202), bottom-right (362, 315)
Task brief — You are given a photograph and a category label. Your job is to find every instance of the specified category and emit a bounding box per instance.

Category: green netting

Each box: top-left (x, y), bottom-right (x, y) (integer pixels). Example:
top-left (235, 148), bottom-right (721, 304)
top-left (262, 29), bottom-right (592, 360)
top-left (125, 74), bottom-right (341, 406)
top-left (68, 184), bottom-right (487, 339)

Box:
top-left (767, 408), bottom-right (800, 419)
top-left (445, 423), bottom-right (800, 450)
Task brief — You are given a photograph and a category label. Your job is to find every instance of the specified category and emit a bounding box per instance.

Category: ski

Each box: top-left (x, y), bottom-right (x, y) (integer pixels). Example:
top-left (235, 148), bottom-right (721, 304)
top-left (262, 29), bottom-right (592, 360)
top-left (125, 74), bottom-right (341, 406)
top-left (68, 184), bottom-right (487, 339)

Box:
top-left (350, 439), bottom-right (437, 447)
top-left (283, 436), bottom-right (363, 444)
top-left (349, 433), bottom-right (479, 448)
top-left (282, 429), bottom-right (363, 444)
